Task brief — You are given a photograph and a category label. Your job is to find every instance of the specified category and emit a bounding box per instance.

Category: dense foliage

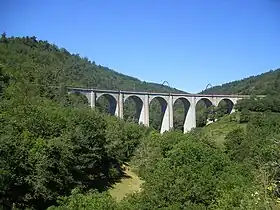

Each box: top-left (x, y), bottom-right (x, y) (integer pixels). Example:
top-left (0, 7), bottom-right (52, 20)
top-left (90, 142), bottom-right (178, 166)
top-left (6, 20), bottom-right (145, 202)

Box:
top-left (0, 93), bottom-right (148, 209)
top-left (201, 68), bottom-right (280, 95)
top-left (0, 34), bottom-right (184, 93)
top-left (235, 96), bottom-right (280, 113)
top-left (48, 114), bottom-right (280, 209)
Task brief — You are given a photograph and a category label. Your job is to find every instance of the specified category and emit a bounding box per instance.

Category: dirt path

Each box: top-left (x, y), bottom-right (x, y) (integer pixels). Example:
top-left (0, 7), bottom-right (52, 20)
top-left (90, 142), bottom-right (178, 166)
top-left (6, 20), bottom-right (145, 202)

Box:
top-left (109, 166), bottom-right (144, 202)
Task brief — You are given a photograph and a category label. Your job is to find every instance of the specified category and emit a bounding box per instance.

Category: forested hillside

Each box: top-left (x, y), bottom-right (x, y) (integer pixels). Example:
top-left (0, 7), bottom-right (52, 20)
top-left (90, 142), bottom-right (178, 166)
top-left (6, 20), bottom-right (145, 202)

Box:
top-left (0, 33), bottom-right (182, 93)
top-left (201, 68), bottom-right (280, 95)
top-left (1, 34), bottom-right (280, 210)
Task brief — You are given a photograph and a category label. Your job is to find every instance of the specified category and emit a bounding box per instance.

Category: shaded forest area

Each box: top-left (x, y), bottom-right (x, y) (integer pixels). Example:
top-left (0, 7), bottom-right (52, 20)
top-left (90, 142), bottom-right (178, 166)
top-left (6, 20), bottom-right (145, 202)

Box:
top-left (1, 35), bottom-right (280, 209)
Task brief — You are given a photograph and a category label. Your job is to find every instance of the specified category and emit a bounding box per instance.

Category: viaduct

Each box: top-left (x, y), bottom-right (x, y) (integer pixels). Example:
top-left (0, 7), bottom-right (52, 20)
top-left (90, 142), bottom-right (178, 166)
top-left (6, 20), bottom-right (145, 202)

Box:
top-left (68, 87), bottom-right (251, 133)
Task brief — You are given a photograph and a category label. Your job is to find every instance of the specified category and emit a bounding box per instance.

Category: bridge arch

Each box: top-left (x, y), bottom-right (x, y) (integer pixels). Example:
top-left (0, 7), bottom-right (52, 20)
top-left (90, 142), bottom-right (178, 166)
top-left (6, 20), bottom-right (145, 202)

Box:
top-left (149, 96), bottom-right (168, 132)
top-left (149, 96), bottom-right (168, 109)
top-left (96, 93), bottom-right (118, 116)
top-left (195, 97), bottom-right (214, 127)
top-left (173, 97), bottom-right (191, 132)
top-left (123, 95), bottom-right (144, 123)
top-left (195, 97), bottom-right (213, 107)
top-left (216, 98), bottom-right (235, 115)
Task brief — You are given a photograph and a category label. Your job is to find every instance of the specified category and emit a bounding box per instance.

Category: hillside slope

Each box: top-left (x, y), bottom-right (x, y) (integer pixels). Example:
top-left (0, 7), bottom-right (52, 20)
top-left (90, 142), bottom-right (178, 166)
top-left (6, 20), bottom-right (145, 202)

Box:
top-left (0, 34), bottom-right (184, 93)
top-left (201, 68), bottom-right (280, 95)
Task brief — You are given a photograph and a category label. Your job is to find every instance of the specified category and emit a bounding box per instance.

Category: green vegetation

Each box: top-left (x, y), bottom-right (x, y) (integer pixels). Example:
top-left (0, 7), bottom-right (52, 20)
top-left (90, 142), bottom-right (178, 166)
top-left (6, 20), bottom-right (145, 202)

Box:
top-left (201, 68), bottom-right (280, 95)
top-left (200, 113), bottom-right (246, 148)
top-left (108, 165), bottom-right (144, 202)
top-left (46, 118), bottom-right (280, 209)
top-left (0, 95), bottom-right (149, 209)
top-left (0, 34), bottom-right (183, 93)
top-left (1, 35), bottom-right (280, 209)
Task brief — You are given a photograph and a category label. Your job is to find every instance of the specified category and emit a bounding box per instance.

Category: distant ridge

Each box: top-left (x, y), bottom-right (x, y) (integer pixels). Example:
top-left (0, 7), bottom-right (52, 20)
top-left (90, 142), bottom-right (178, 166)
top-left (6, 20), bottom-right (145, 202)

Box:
top-left (0, 35), bottom-right (186, 94)
top-left (200, 68), bottom-right (280, 95)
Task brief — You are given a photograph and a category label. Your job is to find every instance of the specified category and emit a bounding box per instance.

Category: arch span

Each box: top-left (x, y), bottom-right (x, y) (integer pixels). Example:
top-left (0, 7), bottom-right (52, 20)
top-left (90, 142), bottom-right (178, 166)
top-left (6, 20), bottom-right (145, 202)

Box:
top-left (96, 93), bottom-right (118, 116)
top-left (124, 95), bottom-right (143, 104)
top-left (149, 96), bottom-right (169, 133)
top-left (195, 97), bottom-right (214, 127)
top-left (123, 95), bottom-right (144, 124)
top-left (149, 96), bottom-right (168, 112)
top-left (196, 97), bottom-right (213, 107)
top-left (173, 97), bottom-right (191, 132)
top-left (217, 98), bottom-right (235, 115)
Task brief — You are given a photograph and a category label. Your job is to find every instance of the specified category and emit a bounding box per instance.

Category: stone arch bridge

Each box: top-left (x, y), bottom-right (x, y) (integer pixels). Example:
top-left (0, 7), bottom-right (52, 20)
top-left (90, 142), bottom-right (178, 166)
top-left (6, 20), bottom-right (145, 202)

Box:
top-left (68, 87), bottom-right (251, 133)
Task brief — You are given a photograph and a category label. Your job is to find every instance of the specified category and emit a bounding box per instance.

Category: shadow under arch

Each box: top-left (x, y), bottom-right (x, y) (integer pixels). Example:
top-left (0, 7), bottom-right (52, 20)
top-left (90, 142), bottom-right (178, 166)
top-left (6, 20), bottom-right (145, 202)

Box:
top-left (173, 97), bottom-right (191, 132)
top-left (196, 98), bottom-right (213, 108)
top-left (67, 91), bottom-right (90, 107)
top-left (149, 96), bottom-right (168, 131)
top-left (196, 98), bottom-right (213, 127)
top-left (217, 98), bottom-right (234, 116)
top-left (96, 93), bottom-right (117, 115)
top-left (123, 95), bottom-right (144, 123)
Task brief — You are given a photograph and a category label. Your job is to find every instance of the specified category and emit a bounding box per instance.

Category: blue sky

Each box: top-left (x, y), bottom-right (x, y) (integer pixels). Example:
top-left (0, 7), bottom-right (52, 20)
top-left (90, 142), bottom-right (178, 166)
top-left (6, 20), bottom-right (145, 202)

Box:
top-left (1, 0), bottom-right (280, 93)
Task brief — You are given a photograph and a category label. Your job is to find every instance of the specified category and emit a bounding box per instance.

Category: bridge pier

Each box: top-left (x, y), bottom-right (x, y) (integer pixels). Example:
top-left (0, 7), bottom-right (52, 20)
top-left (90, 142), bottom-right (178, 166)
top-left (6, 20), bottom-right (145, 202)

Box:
top-left (160, 101), bottom-right (170, 134)
top-left (118, 92), bottom-right (123, 119)
top-left (90, 91), bottom-right (96, 108)
top-left (184, 100), bottom-right (196, 133)
top-left (138, 94), bottom-right (149, 126)
top-left (159, 95), bottom-right (175, 133)
top-left (168, 95), bottom-right (174, 131)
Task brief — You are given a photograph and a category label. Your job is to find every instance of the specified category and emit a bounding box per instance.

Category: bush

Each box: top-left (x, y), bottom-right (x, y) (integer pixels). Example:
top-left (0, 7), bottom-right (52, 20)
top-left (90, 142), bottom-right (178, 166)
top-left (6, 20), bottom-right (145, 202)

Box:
top-left (127, 131), bottom-right (256, 209)
top-left (239, 109), bottom-right (250, 123)
top-left (48, 189), bottom-right (117, 210)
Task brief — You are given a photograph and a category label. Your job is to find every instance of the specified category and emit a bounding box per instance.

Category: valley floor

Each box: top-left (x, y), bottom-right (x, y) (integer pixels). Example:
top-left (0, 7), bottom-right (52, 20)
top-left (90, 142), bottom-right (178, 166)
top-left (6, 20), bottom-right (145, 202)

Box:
top-left (109, 165), bottom-right (144, 202)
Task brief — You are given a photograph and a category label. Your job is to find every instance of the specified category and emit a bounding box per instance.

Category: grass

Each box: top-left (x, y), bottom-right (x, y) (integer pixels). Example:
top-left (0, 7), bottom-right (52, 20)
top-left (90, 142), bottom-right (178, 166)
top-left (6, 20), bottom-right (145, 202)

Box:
top-left (109, 164), bottom-right (144, 202)
top-left (202, 113), bottom-right (247, 148)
